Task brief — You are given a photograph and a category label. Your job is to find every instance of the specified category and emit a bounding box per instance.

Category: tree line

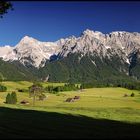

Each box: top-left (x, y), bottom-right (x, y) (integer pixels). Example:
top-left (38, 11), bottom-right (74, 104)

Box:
top-left (45, 83), bottom-right (80, 93)
top-left (80, 79), bottom-right (140, 90)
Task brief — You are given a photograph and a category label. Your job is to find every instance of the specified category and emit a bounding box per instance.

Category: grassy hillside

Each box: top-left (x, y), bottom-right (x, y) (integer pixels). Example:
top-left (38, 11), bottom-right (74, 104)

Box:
top-left (0, 81), bottom-right (140, 122)
top-left (0, 81), bottom-right (140, 138)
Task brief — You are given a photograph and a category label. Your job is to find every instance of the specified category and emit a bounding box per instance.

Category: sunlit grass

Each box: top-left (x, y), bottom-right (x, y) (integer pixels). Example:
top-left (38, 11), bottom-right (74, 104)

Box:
top-left (0, 81), bottom-right (140, 123)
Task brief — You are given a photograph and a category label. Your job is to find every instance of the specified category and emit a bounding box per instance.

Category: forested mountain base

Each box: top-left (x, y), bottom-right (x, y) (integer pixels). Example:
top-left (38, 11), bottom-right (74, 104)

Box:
top-left (0, 59), bottom-right (36, 81)
top-left (0, 52), bottom-right (140, 90)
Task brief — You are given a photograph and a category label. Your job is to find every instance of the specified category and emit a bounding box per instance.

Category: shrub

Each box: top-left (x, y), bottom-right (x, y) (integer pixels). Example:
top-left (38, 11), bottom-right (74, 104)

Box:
top-left (123, 94), bottom-right (128, 97)
top-left (16, 88), bottom-right (28, 92)
top-left (130, 93), bottom-right (135, 97)
top-left (17, 89), bottom-right (24, 92)
top-left (0, 85), bottom-right (7, 92)
top-left (38, 93), bottom-right (46, 100)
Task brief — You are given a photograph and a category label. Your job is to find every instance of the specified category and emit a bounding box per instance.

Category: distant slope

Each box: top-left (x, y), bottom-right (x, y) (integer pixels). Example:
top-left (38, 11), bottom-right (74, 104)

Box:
top-left (39, 53), bottom-right (134, 83)
top-left (0, 59), bottom-right (37, 81)
top-left (128, 50), bottom-right (140, 80)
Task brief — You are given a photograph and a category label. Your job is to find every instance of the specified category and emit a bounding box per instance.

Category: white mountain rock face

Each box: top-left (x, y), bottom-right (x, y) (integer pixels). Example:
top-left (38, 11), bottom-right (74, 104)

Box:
top-left (58, 29), bottom-right (140, 65)
top-left (0, 29), bottom-right (140, 68)
top-left (14, 36), bottom-right (61, 67)
top-left (0, 46), bottom-right (11, 57)
top-left (0, 36), bottom-right (61, 67)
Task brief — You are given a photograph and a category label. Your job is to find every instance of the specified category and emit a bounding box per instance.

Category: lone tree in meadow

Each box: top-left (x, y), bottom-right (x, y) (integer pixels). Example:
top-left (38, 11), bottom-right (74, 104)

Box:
top-left (0, 0), bottom-right (13, 18)
top-left (29, 83), bottom-right (43, 106)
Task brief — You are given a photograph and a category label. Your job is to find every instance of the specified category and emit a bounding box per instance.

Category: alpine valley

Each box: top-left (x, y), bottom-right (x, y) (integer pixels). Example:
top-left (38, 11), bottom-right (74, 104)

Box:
top-left (0, 29), bottom-right (140, 84)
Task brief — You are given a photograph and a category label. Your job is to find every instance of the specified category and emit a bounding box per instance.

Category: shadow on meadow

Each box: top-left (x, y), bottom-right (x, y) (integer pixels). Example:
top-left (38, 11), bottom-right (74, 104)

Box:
top-left (0, 107), bottom-right (140, 139)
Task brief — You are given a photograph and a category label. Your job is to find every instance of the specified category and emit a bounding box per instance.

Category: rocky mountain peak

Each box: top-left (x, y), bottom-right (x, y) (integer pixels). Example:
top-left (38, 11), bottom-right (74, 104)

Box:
top-left (82, 29), bottom-right (103, 38)
top-left (0, 29), bottom-right (140, 68)
top-left (20, 35), bottom-right (36, 42)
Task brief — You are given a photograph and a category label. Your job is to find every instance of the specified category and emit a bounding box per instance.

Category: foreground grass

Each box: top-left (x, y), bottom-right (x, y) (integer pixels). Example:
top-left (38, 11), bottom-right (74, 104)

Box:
top-left (0, 106), bottom-right (140, 138)
top-left (0, 106), bottom-right (139, 138)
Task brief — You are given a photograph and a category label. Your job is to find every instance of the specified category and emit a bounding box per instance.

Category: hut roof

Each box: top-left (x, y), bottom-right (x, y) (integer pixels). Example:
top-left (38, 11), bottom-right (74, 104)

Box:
top-left (20, 100), bottom-right (29, 104)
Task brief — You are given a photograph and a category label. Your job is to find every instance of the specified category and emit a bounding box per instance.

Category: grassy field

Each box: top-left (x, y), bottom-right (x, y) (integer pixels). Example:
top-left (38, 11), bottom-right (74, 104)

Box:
top-left (0, 81), bottom-right (140, 138)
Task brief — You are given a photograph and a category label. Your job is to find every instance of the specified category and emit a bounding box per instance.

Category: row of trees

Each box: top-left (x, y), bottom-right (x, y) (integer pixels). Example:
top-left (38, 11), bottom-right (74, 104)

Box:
top-left (79, 79), bottom-right (140, 90)
top-left (114, 82), bottom-right (140, 90)
top-left (45, 83), bottom-right (80, 93)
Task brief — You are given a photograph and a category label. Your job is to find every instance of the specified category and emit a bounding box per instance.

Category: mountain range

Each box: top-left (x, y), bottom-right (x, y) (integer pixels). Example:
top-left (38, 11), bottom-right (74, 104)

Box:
top-left (0, 29), bottom-right (140, 83)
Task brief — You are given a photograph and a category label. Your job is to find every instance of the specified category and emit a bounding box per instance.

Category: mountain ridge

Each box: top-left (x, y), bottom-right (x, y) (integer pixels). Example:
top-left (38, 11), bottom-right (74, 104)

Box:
top-left (0, 29), bottom-right (140, 68)
top-left (0, 29), bottom-right (140, 82)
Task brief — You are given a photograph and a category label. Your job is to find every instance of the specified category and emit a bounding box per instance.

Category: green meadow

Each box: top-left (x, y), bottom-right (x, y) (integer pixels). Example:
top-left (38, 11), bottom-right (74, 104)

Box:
top-left (0, 81), bottom-right (140, 138)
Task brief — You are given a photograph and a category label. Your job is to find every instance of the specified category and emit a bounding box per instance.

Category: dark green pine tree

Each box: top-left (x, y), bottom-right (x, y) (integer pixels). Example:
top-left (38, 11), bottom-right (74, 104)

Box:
top-left (11, 92), bottom-right (17, 104)
top-left (6, 93), bottom-right (11, 104)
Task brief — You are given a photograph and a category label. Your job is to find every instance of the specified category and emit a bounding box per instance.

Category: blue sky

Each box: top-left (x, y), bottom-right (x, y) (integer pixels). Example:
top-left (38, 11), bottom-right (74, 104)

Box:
top-left (0, 1), bottom-right (140, 46)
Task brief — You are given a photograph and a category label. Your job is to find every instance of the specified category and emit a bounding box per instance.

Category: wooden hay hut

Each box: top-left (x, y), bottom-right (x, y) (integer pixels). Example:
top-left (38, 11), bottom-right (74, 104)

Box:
top-left (20, 100), bottom-right (30, 105)
top-left (65, 98), bottom-right (74, 102)
top-left (123, 94), bottom-right (128, 97)
top-left (73, 96), bottom-right (80, 100)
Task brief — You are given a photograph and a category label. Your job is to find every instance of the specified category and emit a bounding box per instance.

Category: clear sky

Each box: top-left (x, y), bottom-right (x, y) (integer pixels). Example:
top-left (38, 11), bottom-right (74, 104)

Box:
top-left (0, 1), bottom-right (140, 46)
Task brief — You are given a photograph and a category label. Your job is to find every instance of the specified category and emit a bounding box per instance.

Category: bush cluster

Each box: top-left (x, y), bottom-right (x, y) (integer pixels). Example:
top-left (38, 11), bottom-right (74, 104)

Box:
top-left (0, 84), bottom-right (7, 92)
top-left (5, 91), bottom-right (17, 104)
top-left (45, 83), bottom-right (80, 93)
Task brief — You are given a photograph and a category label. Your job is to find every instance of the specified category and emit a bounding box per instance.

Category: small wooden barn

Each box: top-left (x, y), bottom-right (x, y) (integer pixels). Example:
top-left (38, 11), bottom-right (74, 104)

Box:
top-left (73, 96), bottom-right (80, 100)
top-left (65, 98), bottom-right (75, 102)
top-left (20, 100), bottom-right (30, 105)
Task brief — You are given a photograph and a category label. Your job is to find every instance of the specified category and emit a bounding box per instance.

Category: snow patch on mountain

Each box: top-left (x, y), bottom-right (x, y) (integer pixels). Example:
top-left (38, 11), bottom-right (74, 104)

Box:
top-left (126, 58), bottom-right (130, 64)
top-left (105, 46), bottom-right (111, 49)
top-left (91, 60), bottom-right (96, 66)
